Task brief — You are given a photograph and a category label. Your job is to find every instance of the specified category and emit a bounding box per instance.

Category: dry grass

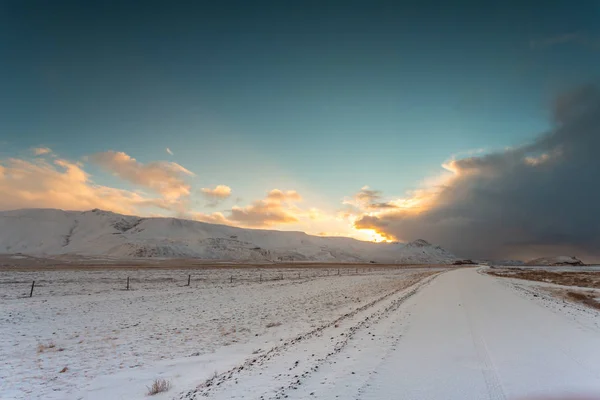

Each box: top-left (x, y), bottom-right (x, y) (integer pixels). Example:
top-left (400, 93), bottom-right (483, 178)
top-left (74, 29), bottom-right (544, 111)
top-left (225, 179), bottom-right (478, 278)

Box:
top-left (566, 291), bottom-right (600, 310)
top-left (37, 341), bottom-right (56, 353)
top-left (488, 269), bottom-right (600, 289)
top-left (147, 378), bottom-right (171, 396)
top-left (265, 321), bottom-right (282, 328)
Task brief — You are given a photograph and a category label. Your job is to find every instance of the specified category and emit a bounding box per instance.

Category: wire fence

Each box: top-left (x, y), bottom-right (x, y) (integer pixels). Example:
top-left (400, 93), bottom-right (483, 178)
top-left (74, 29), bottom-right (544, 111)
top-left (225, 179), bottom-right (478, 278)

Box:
top-left (0, 266), bottom-right (433, 299)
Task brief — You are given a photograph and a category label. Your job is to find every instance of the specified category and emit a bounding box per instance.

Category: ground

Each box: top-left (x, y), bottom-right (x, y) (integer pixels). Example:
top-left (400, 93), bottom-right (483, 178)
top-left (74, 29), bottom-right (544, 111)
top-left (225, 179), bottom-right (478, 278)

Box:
top-left (2, 265), bottom-right (600, 399)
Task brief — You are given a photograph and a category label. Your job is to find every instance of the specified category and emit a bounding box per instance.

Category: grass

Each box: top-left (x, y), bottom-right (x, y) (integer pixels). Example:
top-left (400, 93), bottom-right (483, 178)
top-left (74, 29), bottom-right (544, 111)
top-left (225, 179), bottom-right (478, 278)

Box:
top-left (266, 321), bottom-right (282, 328)
top-left (487, 269), bottom-right (600, 289)
top-left (37, 341), bottom-right (56, 353)
top-left (147, 378), bottom-right (171, 396)
top-left (566, 291), bottom-right (600, 310)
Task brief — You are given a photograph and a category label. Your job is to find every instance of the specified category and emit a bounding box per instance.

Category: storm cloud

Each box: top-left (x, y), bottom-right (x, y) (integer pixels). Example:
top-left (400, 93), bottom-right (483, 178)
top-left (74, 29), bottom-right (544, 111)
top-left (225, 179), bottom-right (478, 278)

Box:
top-left (355, 85), bottom-right (600, 262)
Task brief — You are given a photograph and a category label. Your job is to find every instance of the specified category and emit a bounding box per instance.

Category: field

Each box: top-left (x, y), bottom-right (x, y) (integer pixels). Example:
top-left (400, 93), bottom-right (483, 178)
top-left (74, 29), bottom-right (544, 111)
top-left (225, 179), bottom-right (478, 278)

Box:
top-left (0, 264), bottom-right (442, 399)
top-left (3, 264), bottom-right (600, 400)
top-left (486, 267), bottom-right (600, 310)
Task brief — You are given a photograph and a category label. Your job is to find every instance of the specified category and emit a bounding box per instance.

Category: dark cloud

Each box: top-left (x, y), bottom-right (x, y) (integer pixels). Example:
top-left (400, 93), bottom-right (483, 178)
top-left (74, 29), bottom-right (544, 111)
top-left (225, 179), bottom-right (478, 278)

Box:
top-left (355, 85), bottom-right (600, 262)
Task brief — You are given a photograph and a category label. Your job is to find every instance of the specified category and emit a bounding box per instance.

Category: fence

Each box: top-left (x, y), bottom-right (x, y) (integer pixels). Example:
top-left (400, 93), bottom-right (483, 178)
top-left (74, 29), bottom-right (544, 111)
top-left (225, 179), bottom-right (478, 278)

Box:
top-left (1, 266), bottom-right (422, 299)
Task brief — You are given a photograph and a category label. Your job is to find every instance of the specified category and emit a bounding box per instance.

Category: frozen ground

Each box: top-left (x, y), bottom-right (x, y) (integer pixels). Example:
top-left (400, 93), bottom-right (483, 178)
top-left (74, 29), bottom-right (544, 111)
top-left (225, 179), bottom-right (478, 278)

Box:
top-left (3, 267), bottom-right (600, 400)
top-left (0, 266), bottom-right (439, 399)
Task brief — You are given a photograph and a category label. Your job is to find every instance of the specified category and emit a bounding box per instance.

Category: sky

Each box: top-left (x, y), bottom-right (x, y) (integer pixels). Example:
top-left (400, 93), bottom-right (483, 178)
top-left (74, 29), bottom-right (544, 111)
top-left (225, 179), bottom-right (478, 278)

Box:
top-left (1, 1), bottom-right (600, 260)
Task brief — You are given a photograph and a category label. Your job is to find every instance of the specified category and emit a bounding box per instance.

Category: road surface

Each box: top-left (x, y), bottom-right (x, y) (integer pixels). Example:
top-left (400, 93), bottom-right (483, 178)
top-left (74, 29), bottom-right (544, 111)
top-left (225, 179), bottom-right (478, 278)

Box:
top-left (183, 268), bottom-right (600, 400)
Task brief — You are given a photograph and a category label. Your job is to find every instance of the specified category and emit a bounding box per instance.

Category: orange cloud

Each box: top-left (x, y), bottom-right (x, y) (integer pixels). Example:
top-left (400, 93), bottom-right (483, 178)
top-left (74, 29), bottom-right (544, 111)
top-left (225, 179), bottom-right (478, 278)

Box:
top-left (0, 157), bottom-right (171, 214)
top-left (90, 151), bottom-right (194, 200)
top-left (264, 189), bottom-right (302, 203)
top-left (185, 210), bottom-right (231, 226)
top-left (201, 185), bottom-right (232, 199)
top-left (228, 189), bottom-right (302, 227)
top-left (183, 189), bottom-right (307, 228)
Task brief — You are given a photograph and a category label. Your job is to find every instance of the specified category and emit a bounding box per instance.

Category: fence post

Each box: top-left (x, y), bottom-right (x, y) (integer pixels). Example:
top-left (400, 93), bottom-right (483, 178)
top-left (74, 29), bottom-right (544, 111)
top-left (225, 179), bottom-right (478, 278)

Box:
top-left (30, 281), bottom-right (35, 297)
top-left (187, 275), bottom-right (191, 286)
top-left (126, 277), bottom-right (130, 290)
top-left (230, 275), bottom-right (233, 284)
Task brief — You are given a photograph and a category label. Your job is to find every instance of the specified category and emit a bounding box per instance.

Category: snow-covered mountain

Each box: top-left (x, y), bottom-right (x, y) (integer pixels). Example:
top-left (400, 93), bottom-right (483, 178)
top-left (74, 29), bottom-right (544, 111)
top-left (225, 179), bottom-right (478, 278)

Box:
top-left (0, 209), bottom-right (456, 263)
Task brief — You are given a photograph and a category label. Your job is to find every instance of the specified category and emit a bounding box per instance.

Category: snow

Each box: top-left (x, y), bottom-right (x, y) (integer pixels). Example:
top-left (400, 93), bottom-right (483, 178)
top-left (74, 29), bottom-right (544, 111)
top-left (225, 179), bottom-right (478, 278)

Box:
top-left (0, 267), bottom-right (438, 399)
top-left (4, 262), bottom-right (600, 399)
top-left (164, 268), bottom-right (600, 400)
top-left (0, 208), bottom-right (456, 263)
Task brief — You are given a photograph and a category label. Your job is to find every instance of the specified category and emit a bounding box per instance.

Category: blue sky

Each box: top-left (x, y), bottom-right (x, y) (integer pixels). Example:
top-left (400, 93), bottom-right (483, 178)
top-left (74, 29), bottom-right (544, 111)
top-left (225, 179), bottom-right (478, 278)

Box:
top-left (1, 1), bottom-right (599, 243)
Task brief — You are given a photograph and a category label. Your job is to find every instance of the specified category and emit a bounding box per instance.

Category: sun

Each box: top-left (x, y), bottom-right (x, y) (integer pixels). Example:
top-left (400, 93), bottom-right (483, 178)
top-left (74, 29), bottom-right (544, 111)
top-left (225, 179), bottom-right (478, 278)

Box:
top-left (355, 228), bottom-right (391, 243)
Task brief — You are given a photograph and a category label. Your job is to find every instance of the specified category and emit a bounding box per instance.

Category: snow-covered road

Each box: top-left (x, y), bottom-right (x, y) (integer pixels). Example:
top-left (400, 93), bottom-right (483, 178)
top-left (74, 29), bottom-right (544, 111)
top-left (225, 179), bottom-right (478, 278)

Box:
top-left (356, 268), bottom-right (600, 400)
top-left (183, 268), bottom-right (600, 400)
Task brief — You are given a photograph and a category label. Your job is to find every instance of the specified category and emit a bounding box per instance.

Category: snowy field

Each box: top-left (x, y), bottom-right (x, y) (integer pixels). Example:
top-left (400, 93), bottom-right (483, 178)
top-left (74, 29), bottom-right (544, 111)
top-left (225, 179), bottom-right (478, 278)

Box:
top-left (0, 266), bottom-right (440, 399)
top-left (3, 266), bottom-right (600, 400)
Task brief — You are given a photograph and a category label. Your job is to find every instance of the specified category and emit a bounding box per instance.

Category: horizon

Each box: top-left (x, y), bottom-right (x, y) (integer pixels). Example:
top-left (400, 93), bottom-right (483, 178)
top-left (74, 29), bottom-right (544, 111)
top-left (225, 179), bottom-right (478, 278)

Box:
top-left (2, 1), bottom-right (600, 261)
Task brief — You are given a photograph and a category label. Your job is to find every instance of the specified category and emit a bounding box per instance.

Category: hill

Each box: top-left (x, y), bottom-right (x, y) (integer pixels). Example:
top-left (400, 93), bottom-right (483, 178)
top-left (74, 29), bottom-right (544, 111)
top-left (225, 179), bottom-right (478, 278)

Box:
top-left (0, 209), bottom-right (457, 263)
top-left (525, 256), bottom-right (584, 266)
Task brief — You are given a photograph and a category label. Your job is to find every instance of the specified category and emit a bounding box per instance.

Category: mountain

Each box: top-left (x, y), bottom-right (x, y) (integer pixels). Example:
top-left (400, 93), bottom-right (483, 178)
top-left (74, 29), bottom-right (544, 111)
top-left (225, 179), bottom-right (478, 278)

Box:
top-left (525, 256), bottom-right (584, 266)
top-left (0, 208), bottom-right (456, 263)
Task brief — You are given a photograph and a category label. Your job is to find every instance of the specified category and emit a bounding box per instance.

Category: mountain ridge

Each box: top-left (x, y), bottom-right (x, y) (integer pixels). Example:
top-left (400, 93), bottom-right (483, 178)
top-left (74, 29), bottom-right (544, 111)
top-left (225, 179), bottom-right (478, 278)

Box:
top-left (0, 208), bottom-right (457, 264)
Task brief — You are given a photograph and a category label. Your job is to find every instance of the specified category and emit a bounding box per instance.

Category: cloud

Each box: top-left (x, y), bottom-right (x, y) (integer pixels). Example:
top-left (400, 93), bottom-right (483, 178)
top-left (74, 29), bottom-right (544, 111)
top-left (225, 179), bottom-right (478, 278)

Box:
top-left (166, 148), bottom-right (174, 156)
top-left (0, 150), bottom-right (377, 241)
top-left (201, 184), bottom-right (233, 207)
top-left (180, 189), bottom-right (307, 228)
top-left (90, 151), bottom-right (194, 200)
top-left (185, 210), bottom-right (231, 226)
top-left (201, 184), bottom-right (231, 198)
top-left (0, 157), bottom-right (171, 214)
top-left (228, 189), bottom-right (302, 227)
top-left (353, 84), bottom-right (600, 262)
top-left (343, 186), bottom-right (398, 212)
top-left (31, 147), bottom-right (52, 156)
top-left (530, 33), bottom-right (600, 50)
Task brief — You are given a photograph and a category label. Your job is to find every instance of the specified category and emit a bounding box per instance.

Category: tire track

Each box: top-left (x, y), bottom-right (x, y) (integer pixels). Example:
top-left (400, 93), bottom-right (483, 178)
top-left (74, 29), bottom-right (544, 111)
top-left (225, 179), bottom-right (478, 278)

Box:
top-left (178, 272), bottom-right (442, 399)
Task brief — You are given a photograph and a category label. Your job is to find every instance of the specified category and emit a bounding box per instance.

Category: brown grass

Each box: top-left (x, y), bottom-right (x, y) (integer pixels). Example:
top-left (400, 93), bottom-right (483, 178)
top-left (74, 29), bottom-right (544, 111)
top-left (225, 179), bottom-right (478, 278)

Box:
top-left (566, 291), bottom-right (600, 310)
top-left (37, 341), bottom-right (56, 353)
top-left (147, 378), bottom-right (171, 396)
top-left (487, 269), bottom-right (600, 289)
